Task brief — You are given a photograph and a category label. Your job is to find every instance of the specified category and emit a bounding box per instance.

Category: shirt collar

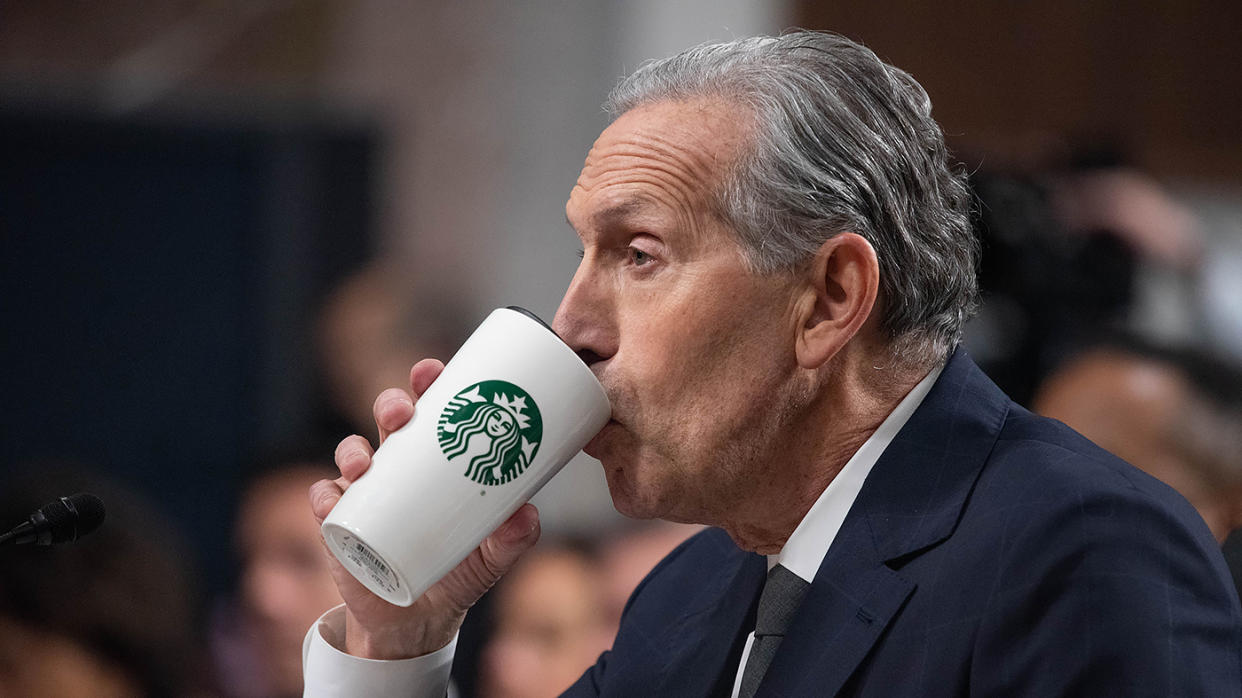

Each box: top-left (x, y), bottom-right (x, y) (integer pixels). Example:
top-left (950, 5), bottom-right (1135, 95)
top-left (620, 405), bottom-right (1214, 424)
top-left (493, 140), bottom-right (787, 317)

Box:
top-left (772, 362), bottom-right (945, 581)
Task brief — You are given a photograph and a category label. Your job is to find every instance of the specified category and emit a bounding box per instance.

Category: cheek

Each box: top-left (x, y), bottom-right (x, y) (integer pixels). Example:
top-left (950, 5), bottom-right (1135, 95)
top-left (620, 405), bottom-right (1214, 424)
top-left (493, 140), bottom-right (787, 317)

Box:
top-left (632, 321), bottom-right (758, 408)
top-left (608, 269), bottom-right (795, 439)
top-left (620, 302), bottom-right (724, 386)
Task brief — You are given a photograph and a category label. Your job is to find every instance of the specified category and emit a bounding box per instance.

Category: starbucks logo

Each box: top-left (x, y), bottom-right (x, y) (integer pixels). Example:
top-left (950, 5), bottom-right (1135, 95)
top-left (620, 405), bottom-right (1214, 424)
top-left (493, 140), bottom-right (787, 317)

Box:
top-left (437, 380), bottom-right (542, 486)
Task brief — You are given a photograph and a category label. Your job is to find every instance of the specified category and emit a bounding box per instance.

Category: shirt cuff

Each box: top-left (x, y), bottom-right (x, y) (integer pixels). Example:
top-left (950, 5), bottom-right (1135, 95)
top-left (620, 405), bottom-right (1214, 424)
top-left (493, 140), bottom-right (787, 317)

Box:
top-left (302, 604), bottom-right (457, 698)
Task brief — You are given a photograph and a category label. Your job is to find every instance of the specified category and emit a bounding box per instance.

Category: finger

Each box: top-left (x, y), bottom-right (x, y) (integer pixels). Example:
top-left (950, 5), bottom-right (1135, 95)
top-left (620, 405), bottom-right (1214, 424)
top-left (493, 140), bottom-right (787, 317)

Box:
top-left (309, 478), bottom-right (344, 524)
top-left (335, 434), bottom-right (375, 483)
top-left (410, 358), bottom-right (445, 396)
top-left (429, 504), bottom-right (541, 613)
top-left (477, 504), bottom-right (543, 582)
top-left (373, 388), bottom-right (415, 443)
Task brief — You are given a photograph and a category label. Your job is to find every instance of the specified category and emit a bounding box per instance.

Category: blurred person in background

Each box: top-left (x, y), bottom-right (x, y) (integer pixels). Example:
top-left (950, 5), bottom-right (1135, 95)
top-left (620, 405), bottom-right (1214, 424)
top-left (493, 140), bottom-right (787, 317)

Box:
top-left (318, 262), bottom-right (473, 435)
top-left (0, 466), bottom-right (207, 698)
top-left (1034, 338), bottom-right (1242, 553)
top-left (478, 523), bottom-right (701, 698)
top-left (213, 453), bottom-right (342, 698)
top-left (479, 543), bottom-right (613, 698)
top-left (595, 521), bottom-right (701, 633)
top-left (966, 147), bottom-right (1209, 406)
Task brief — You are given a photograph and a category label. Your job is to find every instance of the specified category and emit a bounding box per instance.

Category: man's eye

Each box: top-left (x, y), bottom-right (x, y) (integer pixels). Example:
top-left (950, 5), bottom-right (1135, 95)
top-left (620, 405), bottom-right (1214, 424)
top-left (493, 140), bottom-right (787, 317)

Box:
top-left (629, 248), bottom-right (653, 266)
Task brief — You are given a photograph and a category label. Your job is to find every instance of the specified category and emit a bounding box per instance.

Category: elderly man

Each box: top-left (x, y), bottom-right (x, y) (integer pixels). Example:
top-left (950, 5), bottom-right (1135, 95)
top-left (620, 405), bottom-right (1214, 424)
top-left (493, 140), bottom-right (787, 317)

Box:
top-left (304, 32), bottom-right (1242, 696)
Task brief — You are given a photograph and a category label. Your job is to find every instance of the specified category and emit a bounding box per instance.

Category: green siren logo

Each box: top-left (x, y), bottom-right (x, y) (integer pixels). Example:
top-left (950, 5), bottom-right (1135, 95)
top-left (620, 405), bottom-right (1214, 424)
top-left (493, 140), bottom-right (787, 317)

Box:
top-left (437, 380), bottom-right (542, 486)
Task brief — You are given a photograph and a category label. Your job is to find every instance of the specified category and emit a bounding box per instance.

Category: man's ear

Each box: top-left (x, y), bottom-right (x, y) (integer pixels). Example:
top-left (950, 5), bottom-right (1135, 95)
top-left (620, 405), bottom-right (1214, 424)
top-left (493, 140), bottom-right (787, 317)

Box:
top-left (794, 232), bottom-right (880, 369)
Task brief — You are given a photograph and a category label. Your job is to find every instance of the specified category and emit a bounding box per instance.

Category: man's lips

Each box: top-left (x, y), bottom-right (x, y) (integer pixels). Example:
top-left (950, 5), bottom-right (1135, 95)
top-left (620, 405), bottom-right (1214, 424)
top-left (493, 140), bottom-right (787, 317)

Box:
top-left (584, 418), bottom-right (621, 458)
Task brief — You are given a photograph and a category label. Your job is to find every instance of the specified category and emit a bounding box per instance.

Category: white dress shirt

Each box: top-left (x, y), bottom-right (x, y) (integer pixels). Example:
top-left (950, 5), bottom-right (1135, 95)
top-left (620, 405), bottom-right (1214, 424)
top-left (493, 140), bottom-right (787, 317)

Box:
top-left (304, 364), bottom-right (943, 698)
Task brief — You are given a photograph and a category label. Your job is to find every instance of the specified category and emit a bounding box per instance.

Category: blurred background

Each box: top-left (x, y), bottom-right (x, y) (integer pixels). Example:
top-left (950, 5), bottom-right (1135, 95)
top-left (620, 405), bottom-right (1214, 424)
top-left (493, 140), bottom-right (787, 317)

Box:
top-left (1, 1), bottom-right (1240, 696)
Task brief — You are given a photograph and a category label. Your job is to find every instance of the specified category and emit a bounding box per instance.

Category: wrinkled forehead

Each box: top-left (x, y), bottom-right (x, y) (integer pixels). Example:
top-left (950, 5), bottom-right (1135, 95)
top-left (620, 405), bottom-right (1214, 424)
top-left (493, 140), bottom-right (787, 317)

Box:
top-left (568, 98), bottom-right (753, 219)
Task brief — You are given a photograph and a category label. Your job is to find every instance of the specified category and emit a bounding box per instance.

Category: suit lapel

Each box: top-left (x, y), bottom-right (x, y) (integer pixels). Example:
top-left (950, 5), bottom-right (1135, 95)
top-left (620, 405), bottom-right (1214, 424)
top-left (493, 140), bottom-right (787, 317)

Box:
top-left (759, 350), bottom-right (1010, 696)
top-left (761, 524), bottom-right (916, 697)
top-left (651, 540), bottom-right (767, 698)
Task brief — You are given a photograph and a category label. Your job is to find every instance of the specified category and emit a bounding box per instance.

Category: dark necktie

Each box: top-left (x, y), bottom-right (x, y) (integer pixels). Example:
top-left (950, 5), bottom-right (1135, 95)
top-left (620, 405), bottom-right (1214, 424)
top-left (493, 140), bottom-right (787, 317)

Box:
top-left (738, 564), bottom-right (810, 698)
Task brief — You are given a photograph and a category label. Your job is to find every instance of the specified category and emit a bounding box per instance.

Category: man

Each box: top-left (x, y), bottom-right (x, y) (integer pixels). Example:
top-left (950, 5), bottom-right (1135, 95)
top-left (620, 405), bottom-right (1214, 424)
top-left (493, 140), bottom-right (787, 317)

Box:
top-left (304, 32), bottom-right (1242, 696)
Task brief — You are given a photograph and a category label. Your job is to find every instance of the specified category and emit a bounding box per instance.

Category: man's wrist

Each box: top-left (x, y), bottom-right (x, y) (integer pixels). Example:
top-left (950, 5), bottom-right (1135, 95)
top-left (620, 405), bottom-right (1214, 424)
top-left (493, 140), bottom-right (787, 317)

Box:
top-left (304, 606), bottom-right (458, 698)
top-left (343, 608), bottom-right (462, 660)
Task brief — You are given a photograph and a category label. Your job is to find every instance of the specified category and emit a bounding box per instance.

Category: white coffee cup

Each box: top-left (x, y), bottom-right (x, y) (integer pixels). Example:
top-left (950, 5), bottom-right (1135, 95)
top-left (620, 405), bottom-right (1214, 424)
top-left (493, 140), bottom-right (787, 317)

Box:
top-left (321, 306), bottom-right (611, 606)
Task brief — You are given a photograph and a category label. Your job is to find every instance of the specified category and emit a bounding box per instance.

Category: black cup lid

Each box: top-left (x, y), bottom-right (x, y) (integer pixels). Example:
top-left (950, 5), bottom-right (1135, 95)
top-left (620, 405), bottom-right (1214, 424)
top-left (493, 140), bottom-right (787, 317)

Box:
top-left (505, 306), bottom-right (560, 339)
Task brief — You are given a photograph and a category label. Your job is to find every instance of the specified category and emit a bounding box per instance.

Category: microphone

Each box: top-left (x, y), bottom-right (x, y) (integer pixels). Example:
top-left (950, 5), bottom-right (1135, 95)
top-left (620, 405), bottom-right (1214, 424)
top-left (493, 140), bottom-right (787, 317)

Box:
top-left (0, 493), bottom-right (106, 546)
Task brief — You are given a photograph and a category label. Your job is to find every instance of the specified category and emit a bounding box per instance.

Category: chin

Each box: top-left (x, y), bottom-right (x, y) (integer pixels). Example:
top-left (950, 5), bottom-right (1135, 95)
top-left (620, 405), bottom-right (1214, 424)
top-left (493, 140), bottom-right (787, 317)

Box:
top-left (608, 490), bottom-right (664, 520)
top-left (599, 460), bottom-right (650, 518)
top-left (603, 462), bottom-right (680, 522)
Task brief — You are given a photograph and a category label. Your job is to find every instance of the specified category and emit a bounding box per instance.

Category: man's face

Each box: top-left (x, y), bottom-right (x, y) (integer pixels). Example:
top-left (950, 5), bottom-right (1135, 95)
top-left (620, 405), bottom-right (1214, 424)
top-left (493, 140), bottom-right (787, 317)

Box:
top-left (553, 99), bottom-right (808, 524)
top-left (238, 468), bottom-right (343, 695)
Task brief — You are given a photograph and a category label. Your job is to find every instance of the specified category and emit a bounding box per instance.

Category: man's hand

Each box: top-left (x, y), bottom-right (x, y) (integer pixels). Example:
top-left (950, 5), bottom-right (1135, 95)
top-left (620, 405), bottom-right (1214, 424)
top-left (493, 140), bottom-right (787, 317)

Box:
top-left (309, 358), bottom-right (542, 659)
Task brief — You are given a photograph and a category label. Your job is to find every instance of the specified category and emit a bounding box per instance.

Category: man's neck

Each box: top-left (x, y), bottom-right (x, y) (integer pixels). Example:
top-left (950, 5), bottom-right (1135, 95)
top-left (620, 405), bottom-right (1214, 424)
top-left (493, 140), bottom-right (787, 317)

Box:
top-left (718, 358), bottom-right (930, 554)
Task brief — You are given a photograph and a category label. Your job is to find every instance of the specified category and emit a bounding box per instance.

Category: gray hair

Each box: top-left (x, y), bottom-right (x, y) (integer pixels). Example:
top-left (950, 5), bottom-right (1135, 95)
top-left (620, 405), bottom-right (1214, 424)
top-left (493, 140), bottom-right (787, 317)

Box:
top-left (605, 31), bottom-right (978, 367)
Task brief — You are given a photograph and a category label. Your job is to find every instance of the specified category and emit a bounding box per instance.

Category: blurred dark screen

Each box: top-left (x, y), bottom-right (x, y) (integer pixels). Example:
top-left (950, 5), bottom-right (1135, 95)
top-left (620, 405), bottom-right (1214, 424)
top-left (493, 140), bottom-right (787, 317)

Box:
top-left (0, 103), bottom-right (375, 592)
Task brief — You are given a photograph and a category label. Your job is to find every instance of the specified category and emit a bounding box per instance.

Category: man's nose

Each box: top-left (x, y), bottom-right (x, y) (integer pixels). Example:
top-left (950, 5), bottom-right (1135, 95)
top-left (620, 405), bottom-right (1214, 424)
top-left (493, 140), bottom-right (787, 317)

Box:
top-left (553, 263), bottom-right (615, 368)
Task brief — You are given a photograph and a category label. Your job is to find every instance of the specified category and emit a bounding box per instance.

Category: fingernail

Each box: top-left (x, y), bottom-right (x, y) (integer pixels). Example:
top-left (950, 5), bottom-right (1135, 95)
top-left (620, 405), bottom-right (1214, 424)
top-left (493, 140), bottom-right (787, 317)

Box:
top-left (501, 516), bottom-right (533, 543)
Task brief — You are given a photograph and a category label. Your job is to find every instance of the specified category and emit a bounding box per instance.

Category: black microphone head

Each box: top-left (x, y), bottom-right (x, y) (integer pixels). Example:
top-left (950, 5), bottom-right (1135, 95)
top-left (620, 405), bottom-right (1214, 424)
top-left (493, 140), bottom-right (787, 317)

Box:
top-left (40, 493), bottom-right (106, 543)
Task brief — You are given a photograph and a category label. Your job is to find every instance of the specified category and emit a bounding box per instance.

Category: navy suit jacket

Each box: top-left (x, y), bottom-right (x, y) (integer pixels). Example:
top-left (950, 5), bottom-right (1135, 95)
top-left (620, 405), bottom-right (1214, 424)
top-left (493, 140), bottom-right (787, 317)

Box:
top-left (565, 350), bottom-right (1242, 696)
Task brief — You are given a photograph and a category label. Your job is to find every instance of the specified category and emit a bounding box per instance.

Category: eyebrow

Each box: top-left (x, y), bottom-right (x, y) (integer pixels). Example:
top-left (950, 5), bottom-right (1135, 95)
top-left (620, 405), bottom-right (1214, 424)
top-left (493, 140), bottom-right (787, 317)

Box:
top-left (566, 198), bottom-right (656, 231)
top-left (596, 198), bottom-right (652, 223)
